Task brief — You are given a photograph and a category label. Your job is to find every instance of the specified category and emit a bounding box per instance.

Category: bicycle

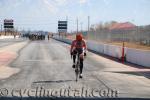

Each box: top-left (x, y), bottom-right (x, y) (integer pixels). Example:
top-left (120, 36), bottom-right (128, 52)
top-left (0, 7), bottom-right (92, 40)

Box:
top-left (71, 49), bottom-right (86, 82)
top-left (71, 50), bottom-right (81, 82)
top-left (75, 51), bottom-right (80, 82)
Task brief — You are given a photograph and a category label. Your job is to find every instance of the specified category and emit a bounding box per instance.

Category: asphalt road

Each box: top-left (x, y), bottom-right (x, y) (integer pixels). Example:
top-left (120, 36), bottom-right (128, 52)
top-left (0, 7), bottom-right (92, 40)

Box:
top-left (0, 39), bottom-right (150, 99)
top-left (0, 38), bottom-right (26, 47)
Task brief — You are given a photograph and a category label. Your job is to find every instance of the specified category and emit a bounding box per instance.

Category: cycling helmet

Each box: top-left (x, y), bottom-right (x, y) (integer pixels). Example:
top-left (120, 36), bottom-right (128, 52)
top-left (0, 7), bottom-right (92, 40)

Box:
top-left (76, 33), bottom-right (83, 41)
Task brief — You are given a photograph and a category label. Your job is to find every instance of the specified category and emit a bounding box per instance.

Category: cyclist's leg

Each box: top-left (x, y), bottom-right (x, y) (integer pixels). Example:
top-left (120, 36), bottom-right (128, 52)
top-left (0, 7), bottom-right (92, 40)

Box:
top-left (79, 50), bottom-right (84, 78)
top-left (73, 55), bottom-right (76, 63)
top-left (80, 58), bottom-right (83, 74)
top-left (72, 50), bottom-right (77, 68)
top-left (79, 57), bottom-right (83, 78)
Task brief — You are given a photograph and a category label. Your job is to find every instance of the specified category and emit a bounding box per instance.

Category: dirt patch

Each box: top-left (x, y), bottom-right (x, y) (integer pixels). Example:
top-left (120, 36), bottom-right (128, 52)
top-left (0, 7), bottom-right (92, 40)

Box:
top-left (108, 42), bottom-right (150, 50)
top-left (0, 52), bottom-right (16, 65)
top-left (0, 66), bottom-right (20, 79)
top-left (0, 41), bottom-right (28, 80)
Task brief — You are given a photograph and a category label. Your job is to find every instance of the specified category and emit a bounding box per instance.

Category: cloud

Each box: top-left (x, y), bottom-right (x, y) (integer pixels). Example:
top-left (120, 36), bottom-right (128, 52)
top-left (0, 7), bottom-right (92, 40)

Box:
top-left (103, 0), bottom-right (110, 6)
top-left (79, 0), bottom-right (87, 4)
top-left (41, 0), bottom-right (68, 14)
top-left (13, 0), bottom-right (25, 7)
top-left (54, 0), bottom-right (67, 6)
top-left (0, 0), bottom-right (25, 17)
top-left (42, 0), bottom-right (58, 13)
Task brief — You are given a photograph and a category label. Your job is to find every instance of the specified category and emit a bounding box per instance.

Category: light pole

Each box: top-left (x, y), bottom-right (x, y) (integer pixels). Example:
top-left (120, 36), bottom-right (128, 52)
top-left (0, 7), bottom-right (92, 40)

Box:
top-left (80, 22), bottom-right (83, 32)
top-left (87, 16), bottom-right (90, 39)
top-left (1, 24), bottom-right (2, 32)
top-left (66, 16), bottom-right (68, 37)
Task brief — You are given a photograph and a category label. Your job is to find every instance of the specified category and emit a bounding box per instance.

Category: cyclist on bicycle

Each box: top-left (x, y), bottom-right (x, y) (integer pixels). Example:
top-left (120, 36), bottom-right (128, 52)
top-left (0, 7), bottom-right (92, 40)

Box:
top-left (70, 33), bottom-right (87, 78)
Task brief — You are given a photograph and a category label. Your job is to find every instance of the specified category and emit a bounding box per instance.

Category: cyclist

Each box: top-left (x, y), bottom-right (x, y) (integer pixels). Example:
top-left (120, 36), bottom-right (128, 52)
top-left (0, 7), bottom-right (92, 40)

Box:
top-left (70, 33), bottom-right (87, 78)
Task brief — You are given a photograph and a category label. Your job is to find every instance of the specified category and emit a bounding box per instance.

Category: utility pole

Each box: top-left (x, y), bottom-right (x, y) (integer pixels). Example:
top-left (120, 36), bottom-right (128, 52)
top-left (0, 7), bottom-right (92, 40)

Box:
top-left (66, 16), bottom-right (68, 37)
top-left (66, 16), bottom-right (68, 21)
top-left (77, 17), bottom-right (78, 34)
top-left (0, 24), bottom-right (2, 36)
top-left (87, 16), bottom-right (90, 39)
top-left (1, 24), bottom-right (2, 33)
top-left (80, 22), bottom-right (83, 32)
top-left (88, 16), bottom-right (90, 32)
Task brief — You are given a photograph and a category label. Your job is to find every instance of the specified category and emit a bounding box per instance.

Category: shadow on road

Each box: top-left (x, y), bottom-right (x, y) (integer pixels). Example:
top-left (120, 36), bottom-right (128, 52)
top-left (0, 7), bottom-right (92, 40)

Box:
top-left (33, 80), bottom-right (74, 84)
top-left (110, 71), bottom-right (150, 79)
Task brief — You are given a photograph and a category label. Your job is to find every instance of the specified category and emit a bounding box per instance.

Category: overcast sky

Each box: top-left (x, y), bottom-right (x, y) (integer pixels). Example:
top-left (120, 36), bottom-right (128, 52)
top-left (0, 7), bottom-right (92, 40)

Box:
top-left (0, 0), bottom-right (150, 32)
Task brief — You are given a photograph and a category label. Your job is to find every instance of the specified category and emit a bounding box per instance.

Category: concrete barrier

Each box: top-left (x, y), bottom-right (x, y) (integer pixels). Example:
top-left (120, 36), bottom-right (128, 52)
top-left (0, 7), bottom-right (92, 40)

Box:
top-left (53, 36), bottom-right (150, 67)
top-left (126, 48), bottom-right (150, 67)
top-left (103, 44), bottom-right (122, 59)
top-left (87, 41), bottom-right (123, 59)
top-left (87, 41), bottom-right (104, 53)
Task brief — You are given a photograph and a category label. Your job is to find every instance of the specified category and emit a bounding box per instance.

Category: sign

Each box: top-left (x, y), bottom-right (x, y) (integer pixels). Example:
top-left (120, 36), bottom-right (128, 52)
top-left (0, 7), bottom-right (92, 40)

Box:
top-left (82, 31), bottom-right (88, 36)
top-left (58, 21), bottom-right (67, 33)
top-left (4, 19), bottom-right (14, 29)
top-left (4, 26), bottom-right (14, 28)
top-left (4, 19), bottom-right (13, 23)
top-left (58, 29), bottom-right (67, 33)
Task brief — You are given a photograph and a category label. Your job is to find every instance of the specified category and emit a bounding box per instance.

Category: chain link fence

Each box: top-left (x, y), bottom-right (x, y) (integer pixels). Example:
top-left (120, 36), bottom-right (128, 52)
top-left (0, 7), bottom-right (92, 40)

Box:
top-left (87, 26), bottom-right (150, 46)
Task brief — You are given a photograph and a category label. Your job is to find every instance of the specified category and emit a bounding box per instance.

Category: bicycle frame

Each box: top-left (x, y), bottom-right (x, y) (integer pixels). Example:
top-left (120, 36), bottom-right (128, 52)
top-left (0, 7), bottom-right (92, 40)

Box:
top-left (75, 52), bottom-right (80, 82)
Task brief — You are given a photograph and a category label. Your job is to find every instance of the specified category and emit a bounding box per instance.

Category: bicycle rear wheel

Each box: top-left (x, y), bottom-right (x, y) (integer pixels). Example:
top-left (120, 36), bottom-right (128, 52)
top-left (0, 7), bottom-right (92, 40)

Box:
top-left (75, 67), bottom-right (79, 82)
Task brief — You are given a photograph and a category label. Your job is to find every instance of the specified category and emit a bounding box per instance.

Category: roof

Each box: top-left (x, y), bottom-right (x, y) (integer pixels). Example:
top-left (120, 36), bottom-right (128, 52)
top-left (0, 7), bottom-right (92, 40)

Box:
top-left (109, 22), bottom-right (136, 30)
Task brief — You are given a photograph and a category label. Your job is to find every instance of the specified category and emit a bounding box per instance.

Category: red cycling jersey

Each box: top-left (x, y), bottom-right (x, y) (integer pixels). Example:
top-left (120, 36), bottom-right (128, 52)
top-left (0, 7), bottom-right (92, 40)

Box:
top-left (70, 40), bottom-right (87, 53)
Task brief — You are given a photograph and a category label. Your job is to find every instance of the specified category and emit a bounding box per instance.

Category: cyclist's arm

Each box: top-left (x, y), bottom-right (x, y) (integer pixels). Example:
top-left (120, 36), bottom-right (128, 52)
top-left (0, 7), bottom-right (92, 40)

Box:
top-left (70, 40), bottom-right (75, 54)
top-left (83, 40), bottom-right (87, 52)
